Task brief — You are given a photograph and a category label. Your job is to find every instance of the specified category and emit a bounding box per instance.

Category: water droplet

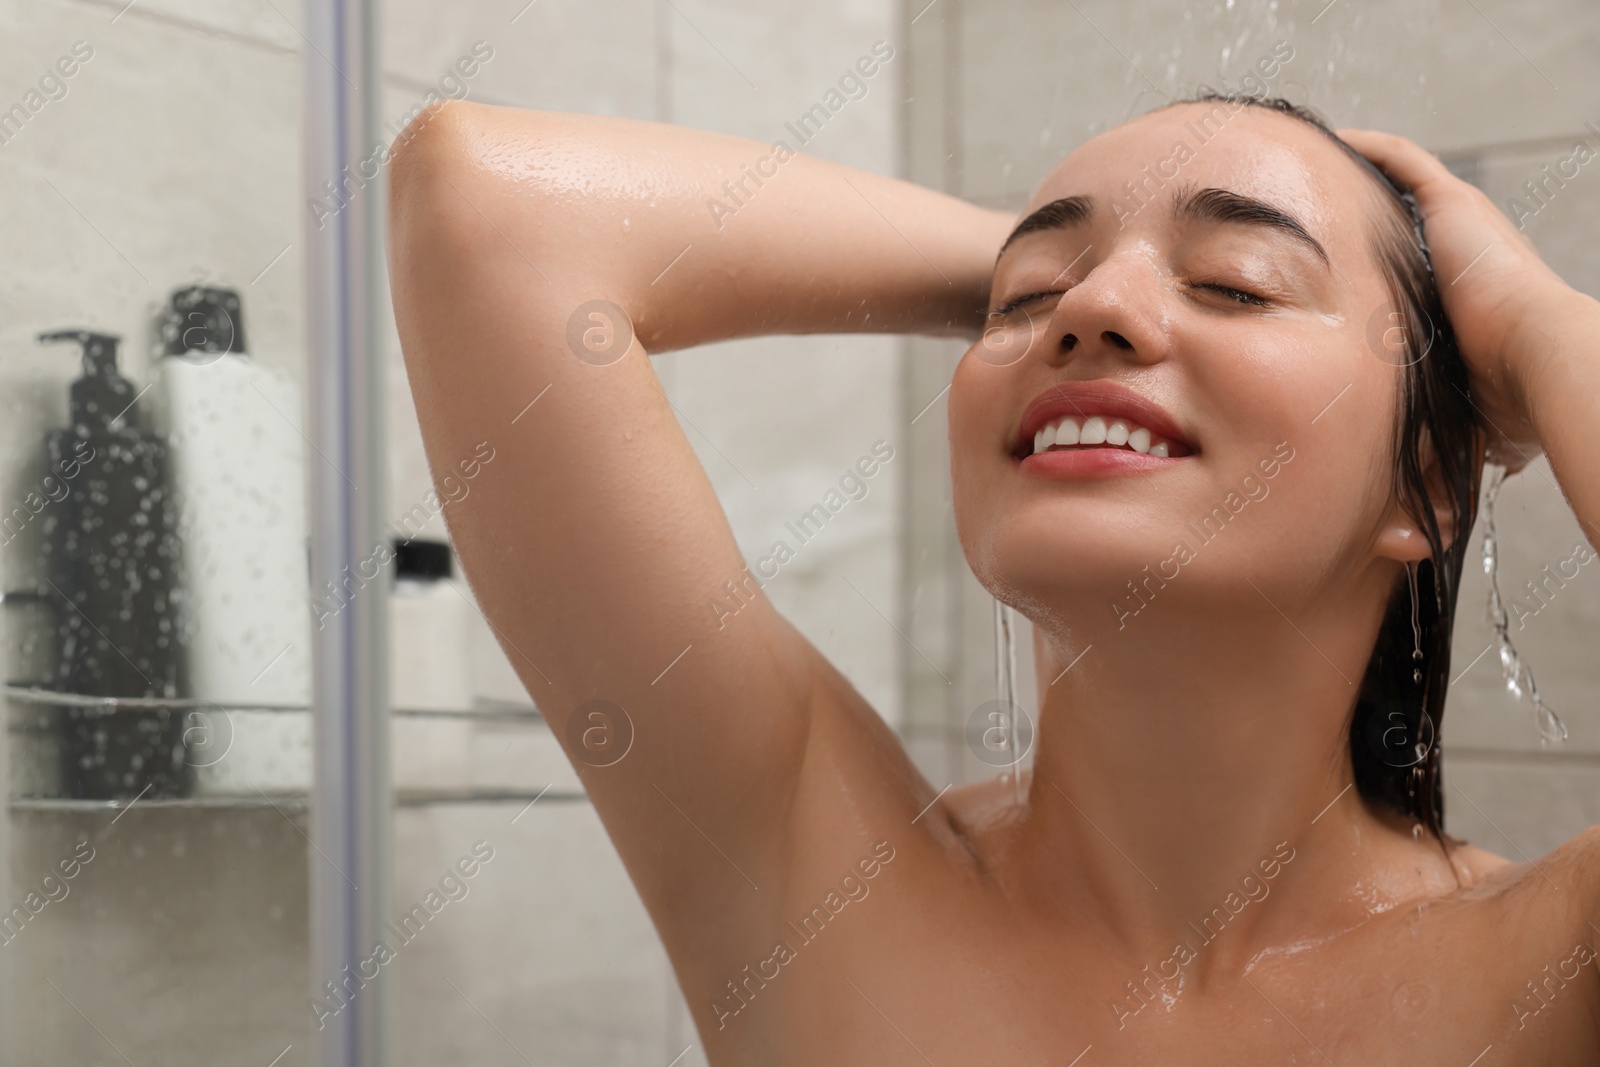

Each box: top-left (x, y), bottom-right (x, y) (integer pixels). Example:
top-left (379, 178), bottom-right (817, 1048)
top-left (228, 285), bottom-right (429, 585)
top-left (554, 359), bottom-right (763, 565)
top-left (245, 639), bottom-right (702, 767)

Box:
top-left (1536, 703), bottom-right (1568, 746)
top-left (622, 217), bottom-right (631, 233)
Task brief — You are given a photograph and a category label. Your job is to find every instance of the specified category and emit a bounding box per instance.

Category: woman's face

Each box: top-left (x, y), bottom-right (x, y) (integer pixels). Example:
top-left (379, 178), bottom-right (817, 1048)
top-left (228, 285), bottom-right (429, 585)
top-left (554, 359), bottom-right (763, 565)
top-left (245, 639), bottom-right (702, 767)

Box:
top-left (950, 103), bottom-right (1411, 631)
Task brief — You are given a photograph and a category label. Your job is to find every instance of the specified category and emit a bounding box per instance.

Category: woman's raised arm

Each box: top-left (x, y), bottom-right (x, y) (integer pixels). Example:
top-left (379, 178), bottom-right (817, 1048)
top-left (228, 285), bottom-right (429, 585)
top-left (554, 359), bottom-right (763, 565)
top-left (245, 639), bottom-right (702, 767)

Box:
top-left (385, 99), bottom-right (1011, 948)
top-left (1339, 127), bottom-right (1600, 551)
top-left (1339, 126), bottom-right (1600, 968)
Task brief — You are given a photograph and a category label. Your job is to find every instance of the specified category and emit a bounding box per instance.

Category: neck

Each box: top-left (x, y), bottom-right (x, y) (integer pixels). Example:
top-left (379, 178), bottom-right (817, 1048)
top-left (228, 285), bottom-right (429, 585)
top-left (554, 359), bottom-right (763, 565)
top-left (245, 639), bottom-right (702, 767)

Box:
top-left (1005, 563), bottom-right (1446, 973)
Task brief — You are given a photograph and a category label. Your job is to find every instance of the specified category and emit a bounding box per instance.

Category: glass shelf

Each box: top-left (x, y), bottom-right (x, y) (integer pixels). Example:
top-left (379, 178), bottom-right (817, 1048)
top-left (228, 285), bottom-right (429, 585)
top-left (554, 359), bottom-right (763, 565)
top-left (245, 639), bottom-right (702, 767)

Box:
top-left (4, 685), bottom-right (570, 808)
top-left (2, 684), bottom-right (545, 722)
top-left (9, 786), bottom-right (586, 812)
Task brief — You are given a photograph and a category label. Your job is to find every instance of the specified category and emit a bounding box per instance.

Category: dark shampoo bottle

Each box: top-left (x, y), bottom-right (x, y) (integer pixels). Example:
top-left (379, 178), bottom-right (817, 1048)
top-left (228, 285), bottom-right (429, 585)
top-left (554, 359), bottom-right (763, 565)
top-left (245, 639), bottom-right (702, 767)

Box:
top-left (37, 330), bottom-right (191, 799)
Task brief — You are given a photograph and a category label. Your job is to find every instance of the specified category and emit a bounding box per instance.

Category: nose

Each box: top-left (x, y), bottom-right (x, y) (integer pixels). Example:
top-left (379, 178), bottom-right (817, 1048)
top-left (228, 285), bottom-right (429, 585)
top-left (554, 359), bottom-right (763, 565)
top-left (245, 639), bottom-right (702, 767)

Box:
top-left (1043, 247), bottom-right (1171, 367)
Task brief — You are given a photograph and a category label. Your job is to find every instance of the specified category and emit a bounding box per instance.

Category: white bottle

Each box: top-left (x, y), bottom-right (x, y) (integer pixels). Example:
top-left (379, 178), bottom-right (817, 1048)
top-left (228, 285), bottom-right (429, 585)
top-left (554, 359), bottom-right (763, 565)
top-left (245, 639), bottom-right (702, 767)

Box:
top-left (389, 538), bottom-right (474, 794)
top-left (153, 286), bottom-right (312, 792)
top-left (389, 538), bottom-right (472, 713)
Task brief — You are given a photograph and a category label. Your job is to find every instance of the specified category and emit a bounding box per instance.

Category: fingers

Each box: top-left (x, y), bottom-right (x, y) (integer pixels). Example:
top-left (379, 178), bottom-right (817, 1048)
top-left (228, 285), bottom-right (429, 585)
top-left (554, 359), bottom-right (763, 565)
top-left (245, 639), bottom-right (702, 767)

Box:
top-left (1334, 127), bottom-right (1456, 197)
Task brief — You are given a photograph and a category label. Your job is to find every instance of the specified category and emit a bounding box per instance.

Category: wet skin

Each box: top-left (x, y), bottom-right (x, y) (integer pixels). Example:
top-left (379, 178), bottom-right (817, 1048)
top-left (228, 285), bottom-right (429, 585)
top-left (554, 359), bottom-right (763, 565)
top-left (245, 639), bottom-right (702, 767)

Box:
top-left (387, 98), bottom-right (1600, 1064)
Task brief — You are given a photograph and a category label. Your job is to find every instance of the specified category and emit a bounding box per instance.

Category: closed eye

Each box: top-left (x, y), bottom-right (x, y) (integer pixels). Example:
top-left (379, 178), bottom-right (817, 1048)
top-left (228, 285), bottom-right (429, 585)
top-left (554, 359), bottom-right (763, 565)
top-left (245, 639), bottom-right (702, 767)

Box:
top-left (993, 281), bottom-right (1272, 316)
top-left (988, 289), bottom-right (1066, 317)
top-left (1191, 282), bottom-right (1272, 307)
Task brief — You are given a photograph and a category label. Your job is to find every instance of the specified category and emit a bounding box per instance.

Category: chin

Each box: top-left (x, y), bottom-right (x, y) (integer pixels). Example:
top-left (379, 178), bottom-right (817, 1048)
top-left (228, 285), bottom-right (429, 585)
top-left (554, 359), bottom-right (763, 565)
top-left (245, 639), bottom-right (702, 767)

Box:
top-left (962, 516), bottom-right (1183, 623)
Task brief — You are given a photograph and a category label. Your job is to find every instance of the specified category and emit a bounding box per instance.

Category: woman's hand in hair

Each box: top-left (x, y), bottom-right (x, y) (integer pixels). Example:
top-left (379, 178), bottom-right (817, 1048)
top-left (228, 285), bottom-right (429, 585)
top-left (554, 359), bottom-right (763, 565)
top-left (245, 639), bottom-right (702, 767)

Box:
top-left (1337, 127), bottom-right (1583, 475)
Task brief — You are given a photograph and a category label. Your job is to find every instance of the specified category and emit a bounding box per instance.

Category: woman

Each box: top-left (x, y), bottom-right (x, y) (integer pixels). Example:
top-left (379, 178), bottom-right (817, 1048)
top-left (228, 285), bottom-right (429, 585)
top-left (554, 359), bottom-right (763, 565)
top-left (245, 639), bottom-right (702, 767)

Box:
top-left (387, 90), bottom-right (1600, 1064)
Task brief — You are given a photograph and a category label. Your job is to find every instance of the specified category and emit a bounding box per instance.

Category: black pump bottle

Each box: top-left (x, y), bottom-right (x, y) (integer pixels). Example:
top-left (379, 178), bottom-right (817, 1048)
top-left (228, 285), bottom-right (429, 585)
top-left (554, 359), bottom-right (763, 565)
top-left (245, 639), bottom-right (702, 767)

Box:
top-left (37, 330), bottom-right (191, 799)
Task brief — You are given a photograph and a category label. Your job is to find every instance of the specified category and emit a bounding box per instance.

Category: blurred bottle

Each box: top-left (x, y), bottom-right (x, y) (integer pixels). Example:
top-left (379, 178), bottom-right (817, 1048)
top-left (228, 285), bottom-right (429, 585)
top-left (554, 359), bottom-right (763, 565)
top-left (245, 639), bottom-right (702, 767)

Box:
top-left (153, 286), bottom-right (312, 795)
top-left (38, 329), bottom-right (191, 799)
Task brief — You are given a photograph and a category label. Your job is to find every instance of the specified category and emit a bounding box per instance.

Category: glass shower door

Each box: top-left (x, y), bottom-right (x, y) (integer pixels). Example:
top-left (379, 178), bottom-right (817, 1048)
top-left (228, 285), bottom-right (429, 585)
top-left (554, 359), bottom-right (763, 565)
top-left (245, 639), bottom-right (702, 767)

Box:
top-left (0, 2), bottom-right (323, 1063)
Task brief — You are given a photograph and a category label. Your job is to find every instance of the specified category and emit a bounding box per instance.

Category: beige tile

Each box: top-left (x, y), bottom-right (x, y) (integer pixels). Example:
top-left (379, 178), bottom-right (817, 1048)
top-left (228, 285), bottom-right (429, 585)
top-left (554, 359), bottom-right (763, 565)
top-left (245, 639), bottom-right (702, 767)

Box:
top-left (383, 0), bottom-right (658, 117)
top-left (65, 0), bottom-right (304, 51)
top-left (1441, 754), bottom-right (1600, 861)
top-left (665, 0), bottom-right (897, 173)
top-left (954, 0), bottom-right (1139, 206)
top-left (1421, 0), bottom-right (1600, 152)
top-left (469, 719), bottom-right (583, 793)
top-left (392, 801), bottom-right (676, 1066)
top-left (953, 0), bottom-right (1438, 205)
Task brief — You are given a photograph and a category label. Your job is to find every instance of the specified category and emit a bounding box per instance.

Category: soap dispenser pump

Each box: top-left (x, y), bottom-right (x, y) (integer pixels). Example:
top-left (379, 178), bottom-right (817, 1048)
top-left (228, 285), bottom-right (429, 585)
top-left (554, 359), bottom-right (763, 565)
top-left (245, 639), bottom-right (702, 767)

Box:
top-left (37, 329), bottom-right (192, 799)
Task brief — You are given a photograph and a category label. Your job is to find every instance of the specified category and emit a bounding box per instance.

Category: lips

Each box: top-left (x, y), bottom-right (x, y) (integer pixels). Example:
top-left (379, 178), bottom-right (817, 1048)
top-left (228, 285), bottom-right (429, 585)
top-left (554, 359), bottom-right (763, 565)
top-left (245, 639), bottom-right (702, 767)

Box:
top-left (1011, 381), bottom-right (1195, 459)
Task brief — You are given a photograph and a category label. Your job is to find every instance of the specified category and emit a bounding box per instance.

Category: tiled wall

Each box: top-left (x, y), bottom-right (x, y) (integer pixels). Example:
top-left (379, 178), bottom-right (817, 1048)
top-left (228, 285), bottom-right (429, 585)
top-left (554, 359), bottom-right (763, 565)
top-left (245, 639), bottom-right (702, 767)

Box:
top-left (1, 0), bottom-right (1595, 1064)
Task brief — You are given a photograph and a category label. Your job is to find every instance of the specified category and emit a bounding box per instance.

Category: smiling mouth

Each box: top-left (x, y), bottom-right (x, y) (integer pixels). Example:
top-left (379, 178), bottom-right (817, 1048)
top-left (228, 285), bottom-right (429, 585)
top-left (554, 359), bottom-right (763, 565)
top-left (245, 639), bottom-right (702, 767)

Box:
top-left (1014, 414), bottom-right (1195, 461)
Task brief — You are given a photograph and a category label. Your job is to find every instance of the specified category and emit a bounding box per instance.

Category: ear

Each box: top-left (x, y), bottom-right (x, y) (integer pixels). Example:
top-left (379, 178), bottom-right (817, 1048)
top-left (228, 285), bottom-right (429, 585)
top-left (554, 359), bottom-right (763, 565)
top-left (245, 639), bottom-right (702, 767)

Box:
top-left (1373, 424), bottom-right (1458, 563)
top-left (1372, 513), bottom-right (1438, 563)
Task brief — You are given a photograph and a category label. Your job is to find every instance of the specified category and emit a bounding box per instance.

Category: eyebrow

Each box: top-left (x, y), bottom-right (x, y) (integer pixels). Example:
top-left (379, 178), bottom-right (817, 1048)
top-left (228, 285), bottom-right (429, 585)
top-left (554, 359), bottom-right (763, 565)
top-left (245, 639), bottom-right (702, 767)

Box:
top-left (996, 195), bottom-right (1093, 258)
top-left (996, 185), bottom-right (1330, 269)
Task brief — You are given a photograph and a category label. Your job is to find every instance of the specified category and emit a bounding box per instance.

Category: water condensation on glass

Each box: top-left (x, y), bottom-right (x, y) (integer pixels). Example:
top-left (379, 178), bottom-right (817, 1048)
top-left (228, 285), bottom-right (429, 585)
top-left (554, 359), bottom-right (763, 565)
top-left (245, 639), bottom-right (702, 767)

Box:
top-left (1480, 463), bottom-right (1568, 745)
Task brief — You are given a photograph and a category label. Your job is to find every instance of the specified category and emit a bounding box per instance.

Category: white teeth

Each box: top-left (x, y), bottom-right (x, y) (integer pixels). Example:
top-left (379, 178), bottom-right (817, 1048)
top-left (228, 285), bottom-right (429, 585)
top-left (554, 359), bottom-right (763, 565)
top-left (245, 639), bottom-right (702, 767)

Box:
top-left (1027, 414), bottom-right (1181, 457)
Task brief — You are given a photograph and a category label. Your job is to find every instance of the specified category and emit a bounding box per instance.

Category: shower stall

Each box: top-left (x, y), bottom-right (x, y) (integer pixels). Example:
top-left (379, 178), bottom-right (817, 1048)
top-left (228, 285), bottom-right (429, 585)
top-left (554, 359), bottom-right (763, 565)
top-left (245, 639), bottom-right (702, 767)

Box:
top-left (0, 0), bottom-right (1595, 1064)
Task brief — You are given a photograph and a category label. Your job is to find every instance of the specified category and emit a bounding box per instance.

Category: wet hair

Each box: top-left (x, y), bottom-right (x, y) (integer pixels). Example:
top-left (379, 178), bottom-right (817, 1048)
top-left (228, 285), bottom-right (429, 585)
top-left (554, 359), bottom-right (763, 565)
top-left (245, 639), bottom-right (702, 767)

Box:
top-left (1152, 91), bottom-right (1486, 841)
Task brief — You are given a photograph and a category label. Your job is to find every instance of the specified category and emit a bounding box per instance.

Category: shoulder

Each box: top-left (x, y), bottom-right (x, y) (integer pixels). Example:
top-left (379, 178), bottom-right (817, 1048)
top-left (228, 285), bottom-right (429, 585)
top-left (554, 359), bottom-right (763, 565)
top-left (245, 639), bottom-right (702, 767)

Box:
top-left (1541, 824), bottom-right (1600, 1043)
top-left (1443, 823), bottom-right (1600, 893)
top-left (1454, 823), bottom-right (1600, 948)
top-left (1529, 822), bottom-right (1600, 916)
top-left (1563, 822), bottom-right (1600, 924)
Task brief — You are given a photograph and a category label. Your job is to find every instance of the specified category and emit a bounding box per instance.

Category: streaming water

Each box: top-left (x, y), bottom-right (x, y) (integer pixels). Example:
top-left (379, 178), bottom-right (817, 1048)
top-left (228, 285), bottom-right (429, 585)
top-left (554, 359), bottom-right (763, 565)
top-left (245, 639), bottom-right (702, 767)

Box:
top-left (1480, 464), bottom-right (1568, 745)
top-left (1406, 562), bottom-right (1423, 686)
top-left (993, 599), bottom-right (1025, 805)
